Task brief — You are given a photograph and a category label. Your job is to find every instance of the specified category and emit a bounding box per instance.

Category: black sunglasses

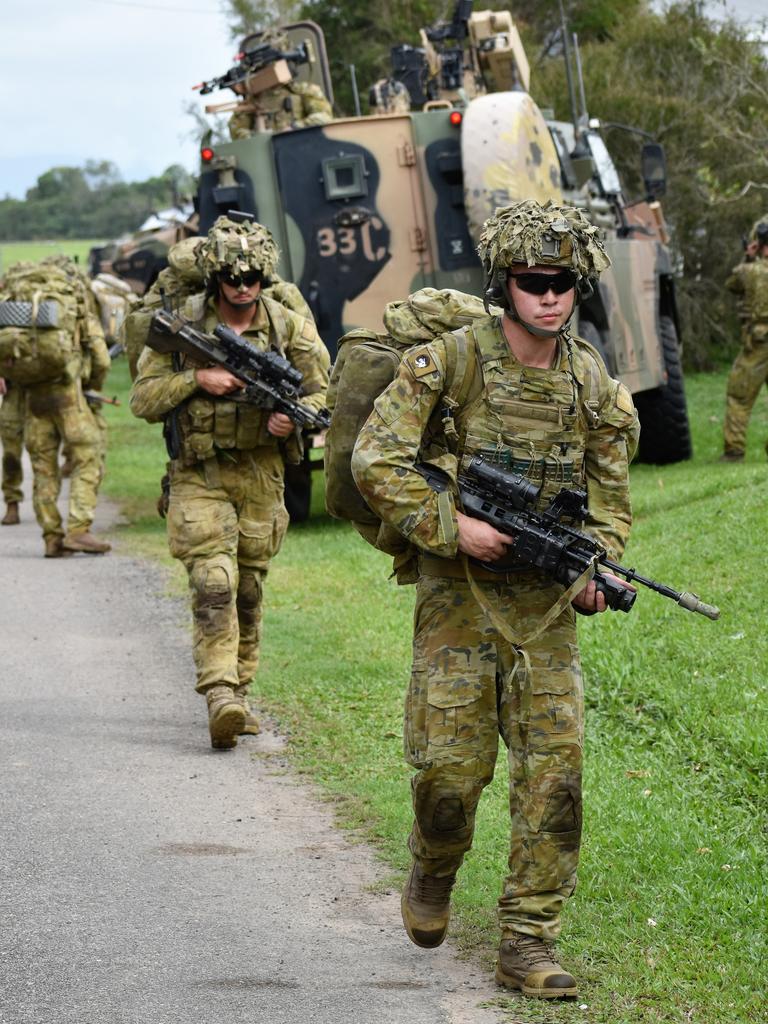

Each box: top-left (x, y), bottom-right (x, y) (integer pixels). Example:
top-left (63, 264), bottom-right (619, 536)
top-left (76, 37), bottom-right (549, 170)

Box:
top-left (509, 270), bottom-right (577, 295)
top-left (220, 269), bottom-right (262, 288)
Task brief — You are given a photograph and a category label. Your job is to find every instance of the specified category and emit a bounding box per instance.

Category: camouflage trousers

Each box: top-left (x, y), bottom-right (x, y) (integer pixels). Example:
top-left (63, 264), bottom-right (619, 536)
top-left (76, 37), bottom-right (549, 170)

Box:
top-left (405, 571), bottom-right (584, 942)
top-left (0, 385), bottom-right (25, 504)
top-left (723, 328), bottom-right (768, 454)
top-left (166, 447), bottom-right (289, 693)
top-left (24, 382), bottom-right (102, 539)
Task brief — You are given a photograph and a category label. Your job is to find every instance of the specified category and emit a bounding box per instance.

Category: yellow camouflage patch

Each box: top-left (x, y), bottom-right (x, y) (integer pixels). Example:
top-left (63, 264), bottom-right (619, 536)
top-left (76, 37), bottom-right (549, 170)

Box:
top-left (404, 348), bottom-right (438, 378)
top-left (615, 383), bottom-right (634, 415)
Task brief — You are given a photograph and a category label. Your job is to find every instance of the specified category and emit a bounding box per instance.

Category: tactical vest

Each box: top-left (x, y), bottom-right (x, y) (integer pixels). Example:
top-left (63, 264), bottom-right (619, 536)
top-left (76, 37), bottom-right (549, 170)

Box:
top-left (173, 294), bottom-right (292, 466)
top-left (453, 318), bottom-right (601, 508)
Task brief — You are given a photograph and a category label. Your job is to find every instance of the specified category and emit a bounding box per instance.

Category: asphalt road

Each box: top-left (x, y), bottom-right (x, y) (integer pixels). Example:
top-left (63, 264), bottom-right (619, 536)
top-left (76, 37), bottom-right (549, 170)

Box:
top-left (0, 485), bottom-right (502, 1024)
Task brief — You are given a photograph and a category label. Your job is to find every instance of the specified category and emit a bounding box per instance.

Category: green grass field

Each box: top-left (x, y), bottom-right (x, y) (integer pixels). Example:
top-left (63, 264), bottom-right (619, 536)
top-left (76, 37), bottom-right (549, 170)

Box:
top-left (0, 239), bottom-right (104, 274)
top-left (100, 358), bottom-right (766, 1024)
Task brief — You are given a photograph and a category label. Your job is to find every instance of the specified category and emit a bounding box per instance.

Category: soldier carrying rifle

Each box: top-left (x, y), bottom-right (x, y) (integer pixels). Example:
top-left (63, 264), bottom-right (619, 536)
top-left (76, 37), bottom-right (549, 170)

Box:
top-left (130, 215), bottom-right (329, 750)
top-left (351, 200), bottom-right (639, 999)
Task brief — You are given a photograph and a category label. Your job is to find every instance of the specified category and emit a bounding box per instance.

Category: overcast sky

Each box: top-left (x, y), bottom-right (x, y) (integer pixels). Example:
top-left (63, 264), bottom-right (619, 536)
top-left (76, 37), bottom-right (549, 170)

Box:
top-left (1, 0), bottom-right (765, 201)
top-left (1, 0), bottom-right (235, 199)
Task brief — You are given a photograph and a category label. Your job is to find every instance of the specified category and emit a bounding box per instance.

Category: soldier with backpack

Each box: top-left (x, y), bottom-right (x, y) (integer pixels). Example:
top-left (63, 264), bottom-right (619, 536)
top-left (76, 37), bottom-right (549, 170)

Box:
top-left (348, 200), bottom-right (639, 999)
top-left (130, 216), bottom-right (329, 750)
top-left (0, 257), bottom-right (111, 557)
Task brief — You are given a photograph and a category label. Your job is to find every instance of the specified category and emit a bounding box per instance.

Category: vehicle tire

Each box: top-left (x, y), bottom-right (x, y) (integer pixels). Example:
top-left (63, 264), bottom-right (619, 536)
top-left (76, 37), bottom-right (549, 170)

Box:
top-left (576, 319), bottom-right (614, 375)
top-left (633, 316), bottom-right (692, 465)
top-left (283, 455), bottom-right (312, 523)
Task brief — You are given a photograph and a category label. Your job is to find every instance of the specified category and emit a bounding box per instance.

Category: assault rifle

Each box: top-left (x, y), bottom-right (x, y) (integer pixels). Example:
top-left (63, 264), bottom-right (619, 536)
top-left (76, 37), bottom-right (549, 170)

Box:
top-left (147, 309), bottom-right (330, 431)
top-left (418, 456), bottom-right (720, 620)
top-left (193, 40), bottom-right (310, 96)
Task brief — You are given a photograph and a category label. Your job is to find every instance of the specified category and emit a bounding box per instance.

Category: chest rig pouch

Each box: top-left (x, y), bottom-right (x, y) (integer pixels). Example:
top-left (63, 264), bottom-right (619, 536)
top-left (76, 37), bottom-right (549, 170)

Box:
top-left (177, 299), bottom-right (291, 464)
top-left (455, 321), bottom-right (596, 510)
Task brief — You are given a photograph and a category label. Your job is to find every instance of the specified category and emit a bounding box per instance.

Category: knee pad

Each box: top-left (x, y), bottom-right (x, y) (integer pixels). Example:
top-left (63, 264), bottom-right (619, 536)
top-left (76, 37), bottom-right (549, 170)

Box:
top-left (190, 556), bottom-right (234, 610)
top-left (237, 569), bottom-right (263, 612)
top-left (539, 784), bottom-right (582, 835)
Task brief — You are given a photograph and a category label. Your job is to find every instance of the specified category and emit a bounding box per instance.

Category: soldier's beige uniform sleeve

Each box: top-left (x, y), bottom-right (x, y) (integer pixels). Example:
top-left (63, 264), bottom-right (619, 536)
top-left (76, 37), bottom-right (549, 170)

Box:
top-left (584, 376), bottom-right (639, 560)
top-left (283, 312), bottom-right (330, 415)
top-left (130, 347), bottom-right (198, 424)
top-left (351, 341), bottom-right (459, 558)
top-left (297, 82), bottom-right (332, 126)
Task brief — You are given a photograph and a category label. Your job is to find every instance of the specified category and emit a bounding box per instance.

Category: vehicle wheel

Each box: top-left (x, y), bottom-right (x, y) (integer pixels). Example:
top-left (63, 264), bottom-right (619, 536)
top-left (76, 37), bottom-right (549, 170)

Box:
top-left (576, 319), bottom-right (614, 375)
top-left (633, 316), bottom-right (692, 464)
top-left (283, 456), bottom-right (312, 523)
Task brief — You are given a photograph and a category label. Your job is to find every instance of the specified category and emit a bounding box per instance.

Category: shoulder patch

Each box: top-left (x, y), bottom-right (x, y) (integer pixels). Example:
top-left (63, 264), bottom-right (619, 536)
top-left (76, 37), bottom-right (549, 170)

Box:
top-left (615, 382), bottom-right (634, 415)
top-left (404, 349), bottom-right (438, 378)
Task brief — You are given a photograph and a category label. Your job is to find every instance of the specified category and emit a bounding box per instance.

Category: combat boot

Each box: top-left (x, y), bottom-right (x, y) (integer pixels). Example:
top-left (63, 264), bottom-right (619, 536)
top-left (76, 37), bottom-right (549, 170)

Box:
top-left (1, 502), bottom-right (19, 525)
top-left (62, 530), bottom-right (111, 554)
top-left (496, 933), bottom-right (577, 1000)
top-left (234, 685), bottom-right (261, 736)
top-left (206, 685), bottom-right (246, 750)
top-left (401, 862), bottom-right (456, 948)
top-left (44, 535), bottom-right (72, 558)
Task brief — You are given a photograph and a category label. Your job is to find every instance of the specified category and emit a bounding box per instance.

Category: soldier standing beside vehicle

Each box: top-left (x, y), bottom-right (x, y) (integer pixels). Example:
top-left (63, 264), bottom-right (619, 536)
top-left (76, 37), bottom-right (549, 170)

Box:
top-left (720, 217), bottom-right (768, 462)
top-left (130, 217), bottom-right (329, 750)
top-left (351, 200), bottom-right (639, 1000)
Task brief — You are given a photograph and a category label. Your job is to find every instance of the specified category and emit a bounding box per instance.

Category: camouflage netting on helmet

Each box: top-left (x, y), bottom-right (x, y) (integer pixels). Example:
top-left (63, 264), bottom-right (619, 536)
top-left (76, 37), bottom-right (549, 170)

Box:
top-left (478, 199), bottom-right (610, 280)
top-left (195, 216), bottom-right (280, 281)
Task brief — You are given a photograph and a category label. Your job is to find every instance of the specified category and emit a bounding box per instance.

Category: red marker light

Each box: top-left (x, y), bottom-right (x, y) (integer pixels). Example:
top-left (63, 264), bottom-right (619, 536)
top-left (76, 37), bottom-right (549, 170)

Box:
top-left (449, 110), bottom-right (463, 127)
top-left (201, 147), bottom-right (215, 163)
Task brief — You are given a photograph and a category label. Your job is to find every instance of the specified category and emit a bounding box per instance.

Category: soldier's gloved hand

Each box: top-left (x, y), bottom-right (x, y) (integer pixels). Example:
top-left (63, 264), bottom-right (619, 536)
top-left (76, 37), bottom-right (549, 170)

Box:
top-left (194, 367), bottom-right (246, 396)
top-left (457, 512), bottom-right (513, 562)
top-left (267, 412), bottom-right (295, 438)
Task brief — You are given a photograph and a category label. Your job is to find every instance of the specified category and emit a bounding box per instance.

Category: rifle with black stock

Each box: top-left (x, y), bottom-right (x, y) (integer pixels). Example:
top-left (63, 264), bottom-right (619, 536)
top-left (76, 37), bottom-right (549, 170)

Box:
top-left (147, 309), bottom-right (330, 431)
top-left (418, 456), bottom-right (720, 621)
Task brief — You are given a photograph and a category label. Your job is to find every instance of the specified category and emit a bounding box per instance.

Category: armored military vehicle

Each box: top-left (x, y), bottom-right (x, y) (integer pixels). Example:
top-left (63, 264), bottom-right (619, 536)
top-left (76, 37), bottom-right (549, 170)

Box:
top-left (194, 7), bottom-right (691, 517)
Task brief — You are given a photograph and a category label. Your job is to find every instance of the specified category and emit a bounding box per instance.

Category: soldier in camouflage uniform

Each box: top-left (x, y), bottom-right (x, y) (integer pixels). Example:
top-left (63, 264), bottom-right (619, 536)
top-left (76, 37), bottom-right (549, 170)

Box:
top-left (0, 377), bottom-right (25, 525)
top-left (22, 257), bottom-right (111, 558)
top-left (368, 78), bottom-right (411, 115)
top-left (228, 31), bottom-right (332, 139)
top-left (352, 200), bottom-right (639, 999)
top-left (721, 217), bottom-right (768, 462)
top-left (130, 217), bottom-right (329, 750)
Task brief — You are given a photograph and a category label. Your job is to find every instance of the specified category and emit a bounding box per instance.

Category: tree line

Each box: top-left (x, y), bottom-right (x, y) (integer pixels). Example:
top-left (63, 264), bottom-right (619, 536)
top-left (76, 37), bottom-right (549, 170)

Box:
top-left (0, 162), bottom-right (195, 243)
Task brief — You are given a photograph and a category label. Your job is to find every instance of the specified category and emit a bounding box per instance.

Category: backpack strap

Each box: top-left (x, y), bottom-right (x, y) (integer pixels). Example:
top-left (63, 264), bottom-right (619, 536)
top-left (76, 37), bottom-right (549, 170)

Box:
top-left (261, 294), bottom-right (289, 355)
top-left (439, 325), bottom-right (481, 446)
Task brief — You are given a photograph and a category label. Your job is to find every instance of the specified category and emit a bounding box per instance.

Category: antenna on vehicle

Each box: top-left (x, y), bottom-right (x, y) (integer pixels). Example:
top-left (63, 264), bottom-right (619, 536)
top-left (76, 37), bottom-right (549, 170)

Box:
top-left (349, 64), bottom-right (361, 116)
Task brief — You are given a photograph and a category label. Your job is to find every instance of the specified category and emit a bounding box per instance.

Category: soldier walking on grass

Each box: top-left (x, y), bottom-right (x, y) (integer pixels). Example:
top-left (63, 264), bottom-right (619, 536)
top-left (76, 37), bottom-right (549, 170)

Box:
top-left (720, 216), bottom-right (768, 462)
top-left (130, 217), bottom-right (329, 750)
top-left (351, 200), bottom-right (639, 999)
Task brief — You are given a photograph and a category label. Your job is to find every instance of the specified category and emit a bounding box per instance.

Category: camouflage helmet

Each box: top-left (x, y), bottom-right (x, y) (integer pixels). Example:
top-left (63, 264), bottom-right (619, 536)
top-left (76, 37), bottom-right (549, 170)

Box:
top-left (478, 199), bottom-right (610, 286)
top-left (195, 215), bottom-right (280, 282)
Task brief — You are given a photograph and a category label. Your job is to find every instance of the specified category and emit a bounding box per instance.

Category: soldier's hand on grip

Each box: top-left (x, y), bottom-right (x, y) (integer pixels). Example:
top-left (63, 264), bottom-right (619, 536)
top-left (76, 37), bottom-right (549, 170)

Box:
top-left (457, 512), bottom-right (514, 562)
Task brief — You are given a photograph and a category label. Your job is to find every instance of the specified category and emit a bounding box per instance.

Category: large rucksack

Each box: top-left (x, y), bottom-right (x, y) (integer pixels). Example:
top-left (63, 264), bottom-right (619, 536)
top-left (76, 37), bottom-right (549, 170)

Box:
top-left (0, 262), bottom-right (85, 385)
top-left (90, 272), bottom-right (140, 344)
top-left (324, 287), bottom-right (491, 571)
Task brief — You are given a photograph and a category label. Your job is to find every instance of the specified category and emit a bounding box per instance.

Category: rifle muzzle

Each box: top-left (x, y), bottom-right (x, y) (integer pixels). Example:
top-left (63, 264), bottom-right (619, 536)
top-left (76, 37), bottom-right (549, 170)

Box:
top-left (677, 592), bottom-right (720, 620)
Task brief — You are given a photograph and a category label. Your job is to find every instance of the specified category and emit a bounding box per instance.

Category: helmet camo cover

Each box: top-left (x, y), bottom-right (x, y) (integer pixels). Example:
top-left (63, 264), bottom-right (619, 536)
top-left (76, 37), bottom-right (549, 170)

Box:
top-left (478, 199), bottom-right (610, 281)
top-left (196, 216), bottom-right (280, 281)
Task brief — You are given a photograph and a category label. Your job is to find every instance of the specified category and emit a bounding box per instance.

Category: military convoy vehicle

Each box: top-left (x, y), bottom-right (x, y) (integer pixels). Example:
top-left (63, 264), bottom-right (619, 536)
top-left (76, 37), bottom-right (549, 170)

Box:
top-left (191, 5), bottom-right (691, 516)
